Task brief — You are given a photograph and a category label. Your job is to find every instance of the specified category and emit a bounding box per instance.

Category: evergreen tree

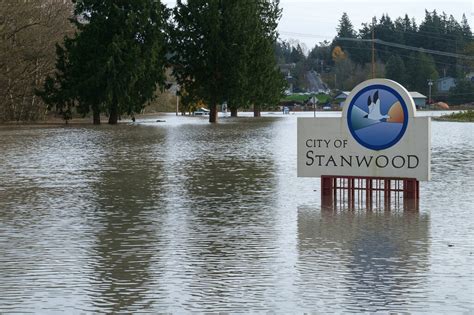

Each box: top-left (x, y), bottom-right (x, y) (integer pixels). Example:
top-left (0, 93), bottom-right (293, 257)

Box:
top-left (274, 41), bottom-right (292, 64)
top-left (39, 0), bottom-right (169, 124)
top-left (336, 12), bottom-right (357, 38)
top-left (375, 14), bottom-right (404, 63)
top-left (172, 0), bottom-right (226, 123)
top-left (448, 79), bottom-right (474, 105)
top-left (406, 52), bottom-right (439, 93)
top-left (461, 14), bottom-right (472, 38)
top-left (172, 0), bottom-right (283, 122)
top-left (385, 55), bottom-right (406, 86)
top-left (247, 0), bottom-right (285, 117)
top-left (334, 12), bottom-right (362, 63)
top-left (307, 41), bottom-right (333, 69)
top-left (290, 44), bottom-right (305, 64)
top-left (221, 0), bottom-right (255, 116)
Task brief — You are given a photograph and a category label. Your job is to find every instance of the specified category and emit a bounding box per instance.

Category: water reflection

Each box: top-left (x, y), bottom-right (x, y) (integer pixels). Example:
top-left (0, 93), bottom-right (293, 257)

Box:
top-left (0, 116), bottom-right (472, 313)
top-left (297, 206), bottom-right (430, 312)
top-left (88, 126), bottom-right (166, 312)
top-left (153, 119), bottom-right (283, 311)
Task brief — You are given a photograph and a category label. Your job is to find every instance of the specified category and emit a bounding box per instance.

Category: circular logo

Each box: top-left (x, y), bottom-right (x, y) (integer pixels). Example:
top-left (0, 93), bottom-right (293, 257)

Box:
top-left (347, 85), bottom-right (409, 151)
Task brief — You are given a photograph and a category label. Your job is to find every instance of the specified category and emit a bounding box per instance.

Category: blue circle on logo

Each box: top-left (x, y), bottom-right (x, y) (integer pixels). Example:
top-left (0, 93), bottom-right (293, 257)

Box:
top-left (347, 85), bottom-right (409, 151)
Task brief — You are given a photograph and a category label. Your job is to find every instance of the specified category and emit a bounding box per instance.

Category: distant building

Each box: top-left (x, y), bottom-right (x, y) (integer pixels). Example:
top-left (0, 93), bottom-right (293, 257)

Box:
top-left (409, 92), bottom-right (427, 108)
top-left (334, 91), bottom-right (350, 108)
top-left (335, 90), bottom-right (427, 109)
top-left (436, 77), bottom-right (456, 93)
top-left (466, 72), bottom-right (474, 82)
top-left (279, 63), bottom-right (296, 93)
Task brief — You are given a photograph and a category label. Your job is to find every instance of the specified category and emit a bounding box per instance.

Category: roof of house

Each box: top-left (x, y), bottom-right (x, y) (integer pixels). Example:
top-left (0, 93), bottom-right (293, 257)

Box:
top-left (437, 76), bottom-right (455, 82)
top-left (335, 91), bottom-right (350, 99)
top-left (409, 92), bottom-right (427, 99)
top-left (334, 90), bottom-right (426, 100)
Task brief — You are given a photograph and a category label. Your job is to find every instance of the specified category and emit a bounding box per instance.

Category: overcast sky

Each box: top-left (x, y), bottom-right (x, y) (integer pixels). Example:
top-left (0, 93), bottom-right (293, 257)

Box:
top-left (163, 0), bottom-right (473, 50)
top-left (278, 0), bottom-right (473, 50)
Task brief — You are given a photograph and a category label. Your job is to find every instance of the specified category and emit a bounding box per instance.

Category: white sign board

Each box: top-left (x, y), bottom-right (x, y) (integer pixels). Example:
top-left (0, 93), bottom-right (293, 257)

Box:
top-left (297, 79), bottom-right (431, 181)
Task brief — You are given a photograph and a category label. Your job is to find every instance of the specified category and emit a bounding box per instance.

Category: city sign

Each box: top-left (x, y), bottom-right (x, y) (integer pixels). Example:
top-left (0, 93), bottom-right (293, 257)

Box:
top-left (297, 79), bottom-right (431, 181)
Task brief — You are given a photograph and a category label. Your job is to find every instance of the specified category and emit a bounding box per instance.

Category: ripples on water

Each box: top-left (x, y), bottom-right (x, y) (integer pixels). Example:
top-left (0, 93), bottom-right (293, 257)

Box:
top-left (0, 114), bottom-right (473, 313)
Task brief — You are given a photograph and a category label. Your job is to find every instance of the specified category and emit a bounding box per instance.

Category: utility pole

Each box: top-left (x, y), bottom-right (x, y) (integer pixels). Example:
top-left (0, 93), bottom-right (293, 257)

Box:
top-left (371, 17), bottom-right (376, 78)
top-left (176, 84), bottom-right (180, 116)
top-left (312, 96), bottom-right (317, 118)
top-left (428, 79), bottom-right (433, 105)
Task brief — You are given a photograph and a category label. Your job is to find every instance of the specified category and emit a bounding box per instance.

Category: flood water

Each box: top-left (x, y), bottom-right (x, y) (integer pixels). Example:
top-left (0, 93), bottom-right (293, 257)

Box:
top-left (0, 112), bottom-right (473, 313)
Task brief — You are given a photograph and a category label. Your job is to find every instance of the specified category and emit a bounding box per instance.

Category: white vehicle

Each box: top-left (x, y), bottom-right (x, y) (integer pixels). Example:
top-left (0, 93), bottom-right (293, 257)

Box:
top-left (193, 107), bottom-right (210, 116)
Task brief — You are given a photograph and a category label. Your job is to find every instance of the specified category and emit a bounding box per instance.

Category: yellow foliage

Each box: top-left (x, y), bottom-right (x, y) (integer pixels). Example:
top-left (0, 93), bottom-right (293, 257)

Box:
top-left (196, 100), bottom-right (207, 108)
top-left (332, 46), bottom-right (346, 62)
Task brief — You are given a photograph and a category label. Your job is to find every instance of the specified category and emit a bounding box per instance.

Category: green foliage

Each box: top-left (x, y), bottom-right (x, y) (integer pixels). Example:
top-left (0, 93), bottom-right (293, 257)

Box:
top-left (172, 0), bottom-right (284, 120)
top-left (39, 0), bottom-right (169, 124)
top-left (307, 41), bottom-right (333, 69)
top-left (289, 44), bottom-right (305, 64)
top-left (385, 55), bottom-right (406, 86)
top-left (437, 110), bottom-right (474, 122)
top-left (282, 93), bottom-right (331, 103)
top-left (448, 80), bottom-right (474, 105)
top-left (338, 11), bottom-right (473, 77)
top-left (274, 41), bottom-right (293, 64)
top-left (335, 13), bottom-right (367, 65)
top-left (406, 52), bottom-right (439, 93)
top-left (171, 0), bottom-right (227, 121)
top-left (336, 12), bottom-right (357, 39)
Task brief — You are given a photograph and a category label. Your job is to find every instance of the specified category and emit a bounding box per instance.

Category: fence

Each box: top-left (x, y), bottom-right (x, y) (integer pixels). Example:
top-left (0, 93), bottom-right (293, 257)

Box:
top-left (321, 175), bottom-right (419, 210)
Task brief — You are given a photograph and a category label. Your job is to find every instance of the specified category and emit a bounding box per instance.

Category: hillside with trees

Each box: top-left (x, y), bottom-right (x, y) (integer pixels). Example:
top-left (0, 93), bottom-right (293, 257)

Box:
top-left (1, 3), bottom-right (473, 124)
top-left (276, 10), bottom-right (473, 105)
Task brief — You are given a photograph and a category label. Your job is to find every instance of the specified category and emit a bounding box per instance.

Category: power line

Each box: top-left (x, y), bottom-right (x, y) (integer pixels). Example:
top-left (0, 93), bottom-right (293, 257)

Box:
top-left (281, 29), bottom-right (472, 48)
top-left (385, 29), bottom-right (462, 44)
top-left (338, 44), bottom-right (463, 67)
top-left (337, 37), bottom-right (474, 60)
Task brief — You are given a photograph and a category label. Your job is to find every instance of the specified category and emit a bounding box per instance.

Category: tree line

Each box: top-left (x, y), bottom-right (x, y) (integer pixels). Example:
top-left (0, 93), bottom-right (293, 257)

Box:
top-left (276, 10), bottom-right (473, 104)
top-left (3, 0), bottom-right (283, 124)
top-left (3, 4), bottom-right (473, 124)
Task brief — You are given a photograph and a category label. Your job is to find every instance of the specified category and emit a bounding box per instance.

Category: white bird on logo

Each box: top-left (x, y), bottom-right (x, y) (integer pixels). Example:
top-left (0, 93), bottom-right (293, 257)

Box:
top-left (364, 91), bottom-right (390, 121)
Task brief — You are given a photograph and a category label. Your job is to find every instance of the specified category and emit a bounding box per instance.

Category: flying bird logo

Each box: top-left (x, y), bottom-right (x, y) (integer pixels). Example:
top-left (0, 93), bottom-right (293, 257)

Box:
top-left (347, 85), bottom-right (408, 150)
top-left (364, 91), bottom-right (390, 121)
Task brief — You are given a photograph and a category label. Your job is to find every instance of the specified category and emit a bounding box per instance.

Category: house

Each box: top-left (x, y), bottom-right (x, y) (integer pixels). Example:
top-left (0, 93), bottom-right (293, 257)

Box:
top-left (436, 77), bottom-right (456, 93)
top-left (466, 72), bottom-right (474, 82)
top-left (279, 63), bottom-right (296, 93)
top-left (334, 91), bottom-right (350, 108)
top-left (279, 100), bottom-right (303, 111)
top-left (409, 92), bottom-right (427, 108)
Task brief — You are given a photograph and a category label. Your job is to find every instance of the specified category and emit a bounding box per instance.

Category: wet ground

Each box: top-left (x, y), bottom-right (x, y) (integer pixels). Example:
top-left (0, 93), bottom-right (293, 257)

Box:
top-left (0, 112), bottom-right (472, 312)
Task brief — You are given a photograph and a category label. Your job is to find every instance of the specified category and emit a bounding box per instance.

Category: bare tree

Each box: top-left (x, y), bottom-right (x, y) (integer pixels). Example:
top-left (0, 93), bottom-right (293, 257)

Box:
top-left (0, 0), bottom-right (74, 122)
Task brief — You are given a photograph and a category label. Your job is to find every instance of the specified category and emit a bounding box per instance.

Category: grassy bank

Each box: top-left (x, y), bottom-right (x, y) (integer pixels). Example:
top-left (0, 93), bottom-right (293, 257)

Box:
top-left (435, 110), bottom-right (474, 122)
top-left (282, 93), bottom-right (331, 104)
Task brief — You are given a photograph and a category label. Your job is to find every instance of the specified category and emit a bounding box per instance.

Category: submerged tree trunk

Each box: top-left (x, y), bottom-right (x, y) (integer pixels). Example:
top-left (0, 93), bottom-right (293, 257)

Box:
top-left (253, 106), bottom-right (261, 117)
top-left (209, 104), bottom-right (218, 123)
top-left (93, 108), bottom-right (100, 124)
top-left (108, 102), bottom-right (118, 124)
top-left (230, 108), bottom-right (238, 117)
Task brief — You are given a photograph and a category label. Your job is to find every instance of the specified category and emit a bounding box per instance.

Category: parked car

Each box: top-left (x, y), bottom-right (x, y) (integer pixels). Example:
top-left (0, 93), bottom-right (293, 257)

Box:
top-left (193, 107), bottom-right (210, 116)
